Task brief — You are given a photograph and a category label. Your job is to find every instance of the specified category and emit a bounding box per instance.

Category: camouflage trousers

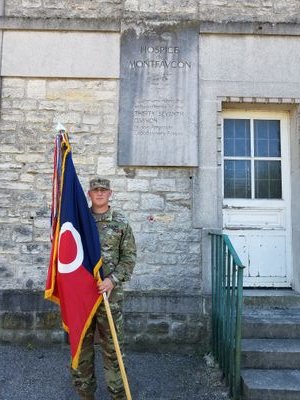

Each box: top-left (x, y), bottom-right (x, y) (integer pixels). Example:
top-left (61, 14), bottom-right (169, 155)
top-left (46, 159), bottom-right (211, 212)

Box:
top-left (71, 297), bottom-right (126, 399)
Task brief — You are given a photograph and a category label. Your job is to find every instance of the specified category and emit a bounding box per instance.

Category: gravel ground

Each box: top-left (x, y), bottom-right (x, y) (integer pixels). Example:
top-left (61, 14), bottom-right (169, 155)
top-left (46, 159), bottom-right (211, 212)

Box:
top-left (0, 344), bottom-right (229, 400)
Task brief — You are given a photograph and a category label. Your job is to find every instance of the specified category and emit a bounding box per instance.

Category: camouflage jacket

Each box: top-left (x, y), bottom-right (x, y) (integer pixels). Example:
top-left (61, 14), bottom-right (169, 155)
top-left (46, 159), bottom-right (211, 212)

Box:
top-left (91, 207), bottom-right (136, 285)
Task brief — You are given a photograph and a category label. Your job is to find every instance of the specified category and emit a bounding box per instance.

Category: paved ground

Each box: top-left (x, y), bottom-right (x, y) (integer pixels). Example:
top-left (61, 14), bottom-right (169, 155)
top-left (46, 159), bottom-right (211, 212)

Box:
top-left (0, 344), bottom-right (229, 400)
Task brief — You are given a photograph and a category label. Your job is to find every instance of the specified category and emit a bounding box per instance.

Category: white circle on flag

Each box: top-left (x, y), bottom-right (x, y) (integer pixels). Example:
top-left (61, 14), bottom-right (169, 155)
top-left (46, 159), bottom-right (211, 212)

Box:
top-left (58, 222), bottom-right (84, 274)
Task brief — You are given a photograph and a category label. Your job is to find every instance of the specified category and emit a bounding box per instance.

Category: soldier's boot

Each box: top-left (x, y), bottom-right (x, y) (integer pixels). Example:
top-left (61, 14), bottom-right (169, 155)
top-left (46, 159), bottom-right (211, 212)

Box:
top-left (112, 394), bottom-right (126, 400)
top-left (111, 389), bottom-right (126, 399)
top-left (78, 392), bottom-right (95, 400)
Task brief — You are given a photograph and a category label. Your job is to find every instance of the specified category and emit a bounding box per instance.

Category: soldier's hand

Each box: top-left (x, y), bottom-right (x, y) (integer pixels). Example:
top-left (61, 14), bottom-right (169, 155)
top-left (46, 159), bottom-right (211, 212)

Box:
top-left (97, 277), bottom-right (114, 294)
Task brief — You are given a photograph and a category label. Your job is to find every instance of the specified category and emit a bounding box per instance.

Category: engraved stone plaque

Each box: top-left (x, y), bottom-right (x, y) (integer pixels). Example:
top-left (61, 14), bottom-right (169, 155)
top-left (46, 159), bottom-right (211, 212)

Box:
top-left (118, 23), bottom-right (199, 166)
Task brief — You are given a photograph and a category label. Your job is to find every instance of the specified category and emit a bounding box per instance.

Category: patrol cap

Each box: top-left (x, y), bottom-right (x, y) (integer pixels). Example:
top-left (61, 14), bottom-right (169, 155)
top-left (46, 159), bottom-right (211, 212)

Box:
top-left (89, 177), bottom-right (111, 190)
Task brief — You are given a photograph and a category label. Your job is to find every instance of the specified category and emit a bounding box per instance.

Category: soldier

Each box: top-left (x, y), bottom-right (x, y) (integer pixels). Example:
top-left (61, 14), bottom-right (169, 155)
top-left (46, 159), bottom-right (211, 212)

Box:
top-left (72, 177), bottom-right (137, 400)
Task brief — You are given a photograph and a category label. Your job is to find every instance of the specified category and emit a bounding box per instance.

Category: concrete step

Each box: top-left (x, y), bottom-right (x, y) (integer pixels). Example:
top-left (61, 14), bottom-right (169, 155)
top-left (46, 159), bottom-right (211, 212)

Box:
top-left (241, 369), bottom-right (300, 400)
top-left (242, 309), bottom-right (300, 339)
top-left (241, 338), bottom-right (300, 369)
top-left (243, 289), bottom-right (300, 310)
top-left (241, 292), bottom-right (300, 399)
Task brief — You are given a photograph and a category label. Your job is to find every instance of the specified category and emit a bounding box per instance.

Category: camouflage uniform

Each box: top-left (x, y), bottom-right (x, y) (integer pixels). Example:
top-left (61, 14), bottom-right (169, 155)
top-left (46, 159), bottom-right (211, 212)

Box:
top-left (72, 207), bottom-right (136, 399)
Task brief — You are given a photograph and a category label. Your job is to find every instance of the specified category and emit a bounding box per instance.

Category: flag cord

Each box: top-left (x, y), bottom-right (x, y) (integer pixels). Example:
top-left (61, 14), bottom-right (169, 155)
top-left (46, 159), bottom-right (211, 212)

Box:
top-left (103, 292), bottom-right (132, 400)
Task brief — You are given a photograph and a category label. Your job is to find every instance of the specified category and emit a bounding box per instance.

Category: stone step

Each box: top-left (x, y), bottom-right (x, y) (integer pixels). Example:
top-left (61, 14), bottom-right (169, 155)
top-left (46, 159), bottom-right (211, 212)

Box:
top-left (243, 289), bottom-right (300, 309)
top-left (241, 338), bottom-right (300, 369)
top-left (242, 309), bottom-right (300, 339)
top-left (241, 292), bottom-right (300, 399)
top-left (241, 369), bottom-right (300, 400)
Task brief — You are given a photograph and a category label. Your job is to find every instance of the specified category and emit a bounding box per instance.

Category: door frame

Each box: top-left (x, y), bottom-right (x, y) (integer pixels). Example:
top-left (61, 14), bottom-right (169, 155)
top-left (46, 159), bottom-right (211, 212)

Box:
top-left (221, 109), bottom-right (292, 287)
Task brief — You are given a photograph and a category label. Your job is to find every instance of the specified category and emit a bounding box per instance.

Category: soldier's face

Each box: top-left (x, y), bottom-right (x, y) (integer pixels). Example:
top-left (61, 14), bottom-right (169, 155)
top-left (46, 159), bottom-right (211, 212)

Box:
top-left (88, 188), bottom-right (112, 209)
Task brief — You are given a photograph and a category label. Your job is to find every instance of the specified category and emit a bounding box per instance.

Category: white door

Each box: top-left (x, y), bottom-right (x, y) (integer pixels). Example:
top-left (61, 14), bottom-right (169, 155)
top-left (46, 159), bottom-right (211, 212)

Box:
top-left (222, 110), bottom-right (292, 287)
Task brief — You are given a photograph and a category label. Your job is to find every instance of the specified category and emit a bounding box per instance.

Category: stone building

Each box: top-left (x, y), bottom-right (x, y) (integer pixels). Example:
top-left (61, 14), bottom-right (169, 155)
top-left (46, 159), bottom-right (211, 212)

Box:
top-left (1, 0), bottom-right (300, 354)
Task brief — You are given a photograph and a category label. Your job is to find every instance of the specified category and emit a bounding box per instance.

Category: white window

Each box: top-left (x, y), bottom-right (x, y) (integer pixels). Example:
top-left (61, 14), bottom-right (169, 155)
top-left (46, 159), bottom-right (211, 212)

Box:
top-left (224, 118), bottom-right (282, 199)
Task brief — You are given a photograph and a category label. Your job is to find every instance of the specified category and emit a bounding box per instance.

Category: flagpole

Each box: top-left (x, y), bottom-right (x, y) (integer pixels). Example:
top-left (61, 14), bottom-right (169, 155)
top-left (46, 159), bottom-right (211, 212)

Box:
top-left (103, 292), bottom-right (132, 400)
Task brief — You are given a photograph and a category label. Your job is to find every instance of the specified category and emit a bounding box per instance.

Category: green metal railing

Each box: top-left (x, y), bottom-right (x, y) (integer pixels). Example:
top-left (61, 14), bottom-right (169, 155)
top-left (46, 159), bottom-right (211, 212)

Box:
top-left (210, 231), bottom-right (245, 400)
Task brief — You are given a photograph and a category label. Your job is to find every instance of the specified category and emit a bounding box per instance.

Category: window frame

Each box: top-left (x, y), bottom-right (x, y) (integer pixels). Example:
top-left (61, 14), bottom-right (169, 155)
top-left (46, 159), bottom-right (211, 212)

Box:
top-left (222, 110), bottom-right (290, 206)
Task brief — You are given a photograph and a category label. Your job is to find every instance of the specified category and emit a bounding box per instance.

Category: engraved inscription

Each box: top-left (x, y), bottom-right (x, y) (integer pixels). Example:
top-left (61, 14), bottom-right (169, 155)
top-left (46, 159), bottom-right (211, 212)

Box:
top-left (129, 44), bottom-right (192, 70)
top-left (133, 99), bottom-right (184, 137)
top-left (118, 24), bottom-right (198, 166)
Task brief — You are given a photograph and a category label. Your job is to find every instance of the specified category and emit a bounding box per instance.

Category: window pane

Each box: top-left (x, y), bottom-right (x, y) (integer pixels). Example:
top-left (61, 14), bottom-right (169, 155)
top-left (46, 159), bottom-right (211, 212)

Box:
top-left (255, 160), bottom-right (282, 199)
top-left (254, 120), bottom-right (281, 157)
top-left (224, 119), bottom-right (250, 156)
top-left (224, 160), bottom-right (251, 198)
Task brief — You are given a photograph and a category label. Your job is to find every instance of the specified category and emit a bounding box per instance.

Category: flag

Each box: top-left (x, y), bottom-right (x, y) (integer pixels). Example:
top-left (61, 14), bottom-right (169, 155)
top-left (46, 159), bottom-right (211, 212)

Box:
top-left (45, 131), bottom-right (103, 369)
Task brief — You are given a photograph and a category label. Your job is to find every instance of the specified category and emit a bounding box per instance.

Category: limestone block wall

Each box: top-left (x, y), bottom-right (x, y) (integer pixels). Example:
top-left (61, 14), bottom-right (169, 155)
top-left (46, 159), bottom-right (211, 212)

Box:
top-left (2, 0), bottom-right (299, 350)
top-left (123, 291), bottom-right (210, 352)
top-left (0, 77), bottom-right (200, 292)
top-left (5, 0), bottom-right (123, 18)
top-left (5, 0), bottom-right (300, 23)
top-left (0, 75), bottom-right (203, 350)
top-left (125, 0), bottom-right (300, 23)
top-left (0, 290), bottom-right (63, 344)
